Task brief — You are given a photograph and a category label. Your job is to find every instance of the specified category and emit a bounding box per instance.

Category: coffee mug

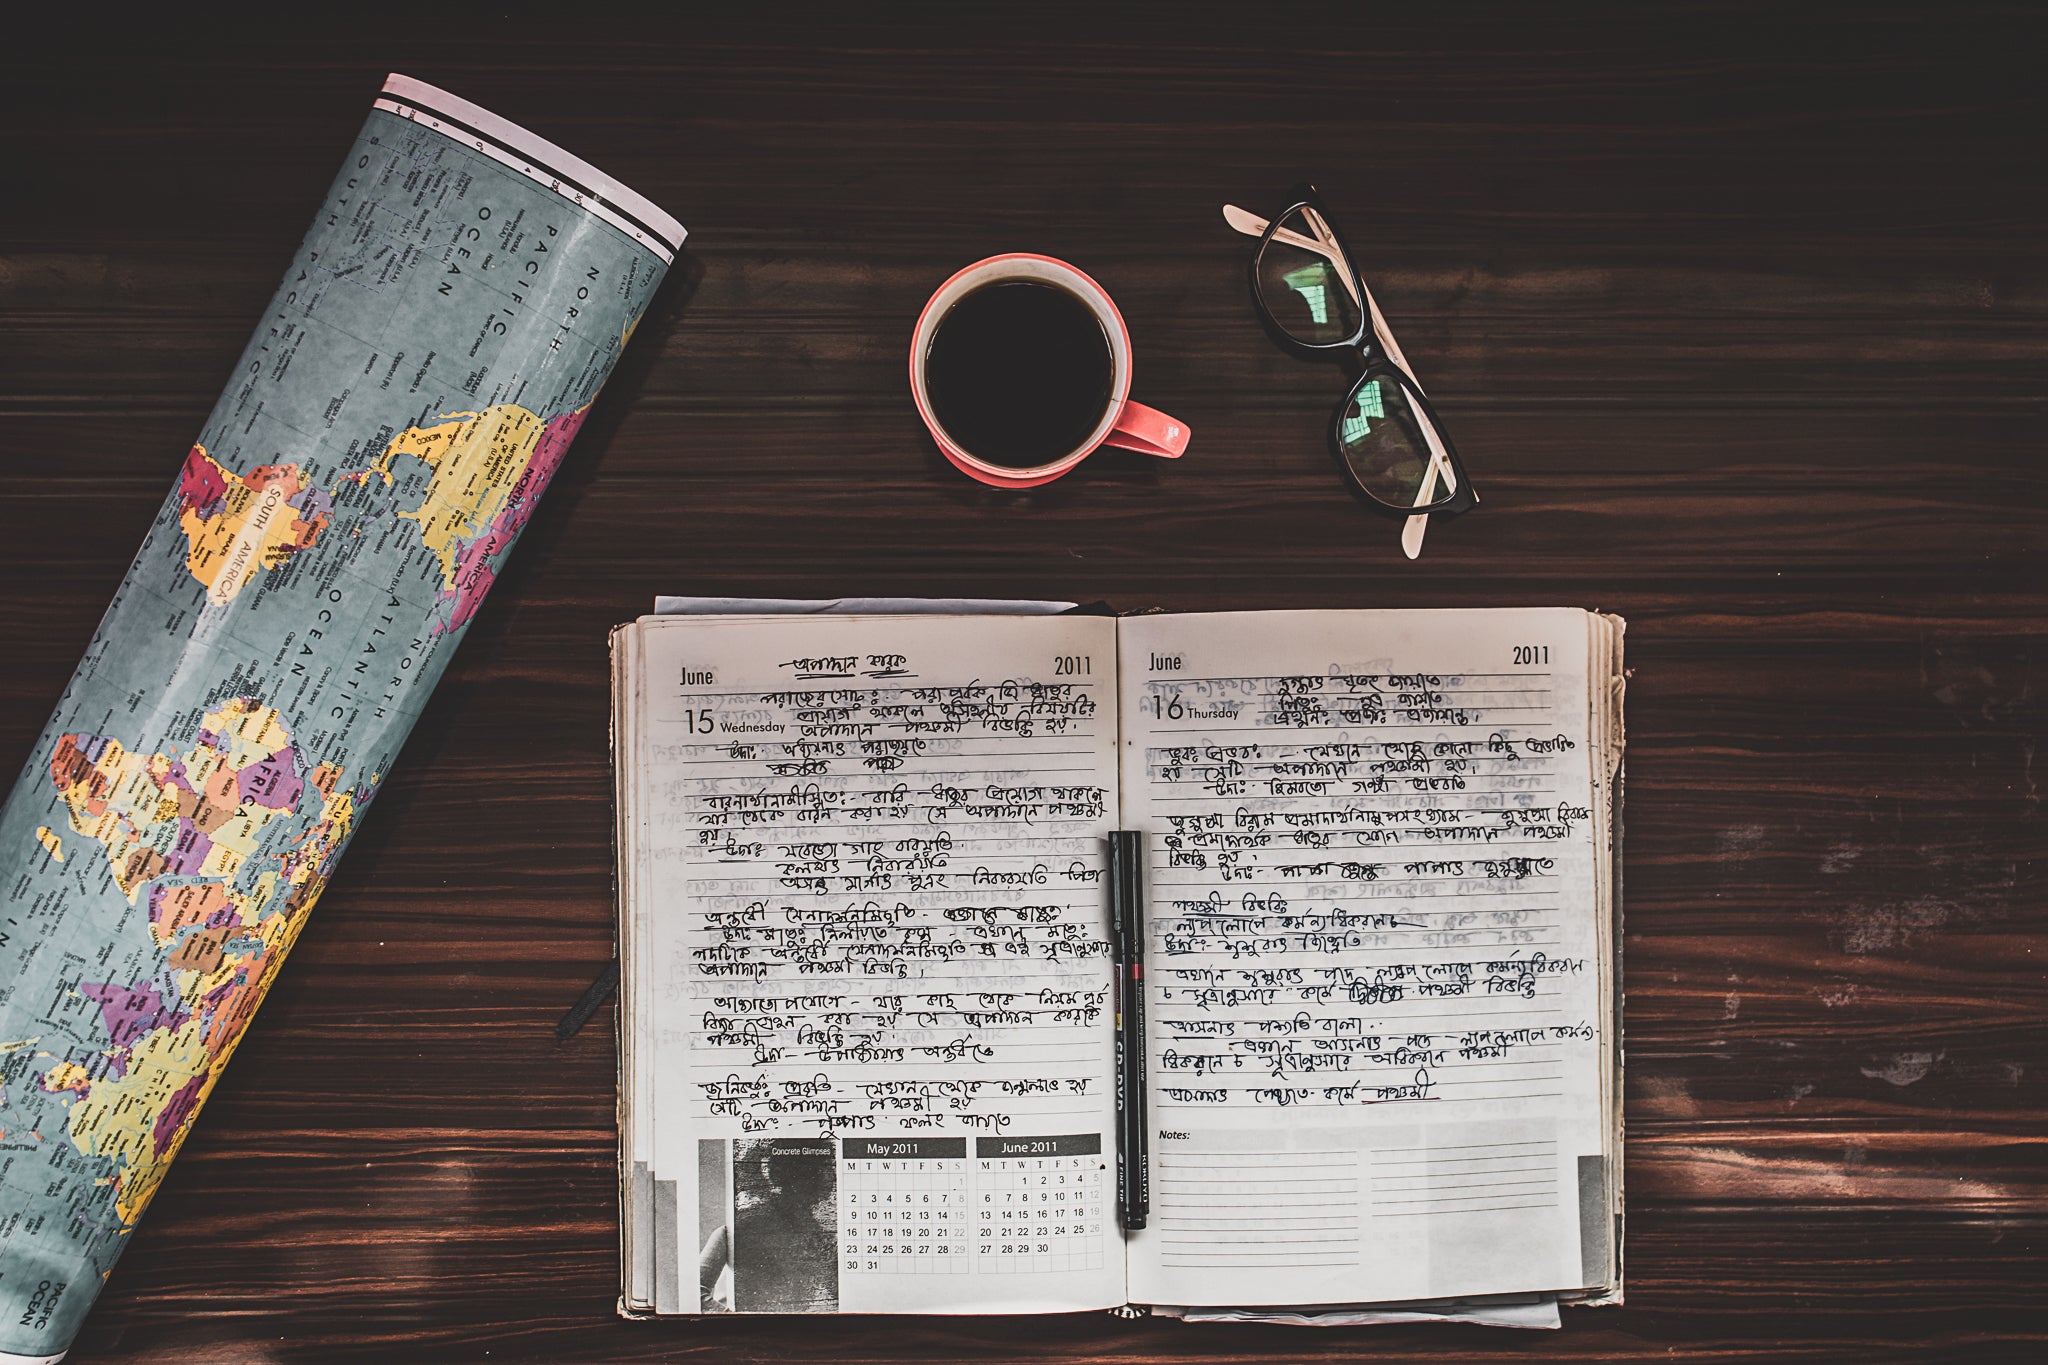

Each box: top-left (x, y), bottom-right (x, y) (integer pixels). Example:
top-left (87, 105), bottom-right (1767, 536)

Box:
top-left (910, 253), bottom-right (1190, 488)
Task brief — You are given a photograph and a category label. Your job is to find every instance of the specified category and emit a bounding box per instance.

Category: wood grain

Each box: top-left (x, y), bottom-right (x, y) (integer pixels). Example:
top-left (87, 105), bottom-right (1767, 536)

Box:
top-left (1, 5), bottom-right (2043, 1360)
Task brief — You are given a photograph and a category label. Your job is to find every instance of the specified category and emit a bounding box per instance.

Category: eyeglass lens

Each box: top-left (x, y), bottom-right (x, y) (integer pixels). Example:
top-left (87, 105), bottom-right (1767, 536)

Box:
top-left (1338, 372), bottom-right (1451, 509)
top-left (1254, 207), bottom-right (1363, 346)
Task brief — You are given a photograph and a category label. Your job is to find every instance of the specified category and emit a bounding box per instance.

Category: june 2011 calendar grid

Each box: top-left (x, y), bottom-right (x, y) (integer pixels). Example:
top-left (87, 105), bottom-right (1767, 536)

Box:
top-left (975, 1134), bottom-right (1106, 1274)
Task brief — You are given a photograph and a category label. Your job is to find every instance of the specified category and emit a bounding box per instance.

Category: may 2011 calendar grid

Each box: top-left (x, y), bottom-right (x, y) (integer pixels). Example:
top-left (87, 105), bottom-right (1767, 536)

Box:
top-left (840, 1138), bottom-right (970, 1276)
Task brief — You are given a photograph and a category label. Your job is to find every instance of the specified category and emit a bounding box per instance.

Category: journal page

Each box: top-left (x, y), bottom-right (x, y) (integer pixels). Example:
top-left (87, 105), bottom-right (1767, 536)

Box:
top-left (637, 614), bottom-right (1124, 1314)
top-left (1118, 610), bottom-right (1608, 1307)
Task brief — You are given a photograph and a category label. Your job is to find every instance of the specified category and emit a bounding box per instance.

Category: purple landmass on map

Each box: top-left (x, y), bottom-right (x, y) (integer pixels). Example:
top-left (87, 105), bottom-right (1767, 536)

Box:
top-left (151, 1075), bottom-right (207, 1156)
top-left (236, 746), bottom-right (303, 810)
top-left (196, 970), bottom-right (247, 1016)
top-left (79, 981), bottom-right (190, 1050)
top-left (159, 758), bottom-right (196, 794)
top-left (296, 485), bottom-right (335, 522)
top-left (165, 821), bottom-right (213, 875)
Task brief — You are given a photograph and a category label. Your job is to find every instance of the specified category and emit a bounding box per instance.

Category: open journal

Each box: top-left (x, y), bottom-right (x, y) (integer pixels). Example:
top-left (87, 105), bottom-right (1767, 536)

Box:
top-left (614, 608), bottom-right (1624, 1318)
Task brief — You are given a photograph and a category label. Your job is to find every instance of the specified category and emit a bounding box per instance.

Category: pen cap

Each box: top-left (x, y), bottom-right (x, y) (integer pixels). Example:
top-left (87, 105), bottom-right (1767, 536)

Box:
top-left (1108, 830), bottom-right (1144, 948)
top-left (1107, 831), bottom-right (1128, 950)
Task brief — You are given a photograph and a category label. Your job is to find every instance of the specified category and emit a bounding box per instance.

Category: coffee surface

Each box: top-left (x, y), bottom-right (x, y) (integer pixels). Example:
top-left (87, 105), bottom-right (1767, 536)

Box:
top-left (925, 280), bottom-right (1114, 467)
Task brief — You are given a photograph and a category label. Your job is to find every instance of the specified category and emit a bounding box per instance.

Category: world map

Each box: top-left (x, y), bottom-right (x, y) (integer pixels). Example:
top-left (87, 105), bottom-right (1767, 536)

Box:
top-left (0, 76), bottom-right (678, 1358)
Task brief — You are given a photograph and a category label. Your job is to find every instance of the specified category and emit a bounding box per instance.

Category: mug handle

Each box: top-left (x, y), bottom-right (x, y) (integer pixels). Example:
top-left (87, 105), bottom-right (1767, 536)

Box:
top-left (1101, 401), bottom-right (1190, 460)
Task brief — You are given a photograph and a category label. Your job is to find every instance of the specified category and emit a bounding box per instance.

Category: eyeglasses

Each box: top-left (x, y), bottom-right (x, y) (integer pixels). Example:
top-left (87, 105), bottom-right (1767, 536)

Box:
top-left (1225, 184), bottom-right (1476, 558)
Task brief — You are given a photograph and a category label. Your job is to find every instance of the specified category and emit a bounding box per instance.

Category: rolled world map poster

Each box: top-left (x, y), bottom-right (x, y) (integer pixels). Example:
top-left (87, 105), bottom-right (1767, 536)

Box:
top-left (0, 75), bottom-right (682, 1361)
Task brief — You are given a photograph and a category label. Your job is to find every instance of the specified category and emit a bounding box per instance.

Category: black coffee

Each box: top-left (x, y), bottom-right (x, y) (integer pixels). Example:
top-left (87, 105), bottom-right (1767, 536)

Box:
top-left (925, 280), bottom-right (1114, 468)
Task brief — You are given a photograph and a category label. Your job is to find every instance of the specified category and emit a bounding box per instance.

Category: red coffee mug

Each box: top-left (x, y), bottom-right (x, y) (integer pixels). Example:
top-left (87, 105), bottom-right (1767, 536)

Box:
top-left (910, 253), bottom-right (1190, 488)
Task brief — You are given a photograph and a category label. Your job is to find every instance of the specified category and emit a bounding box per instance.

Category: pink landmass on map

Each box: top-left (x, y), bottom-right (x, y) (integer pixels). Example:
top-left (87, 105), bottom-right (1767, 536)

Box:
top-left (440, 406), bottom-right (588, 631)
top-left (177, 446), bottom-right (228, 518)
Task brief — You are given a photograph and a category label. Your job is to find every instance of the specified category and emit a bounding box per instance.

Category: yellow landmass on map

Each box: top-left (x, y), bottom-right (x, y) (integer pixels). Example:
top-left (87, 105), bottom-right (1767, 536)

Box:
top-left (50, 736), bottom-right (166, 899)
top-left (178, 447), bottom-right (328, 606)
top-left (39, 692), bottom-right (376, 1232)
top-left (356, 404), bottom-right (545, 589)
top-left (51, 698), bottom-right (297, 900)
top-left (35, 826), bottom-right (63, 861)
top-left (204, 695), bottom-right (293, 771)
top-left (65, 1016), bottom-right (209, 1223)
top-left (40, 1062), bottom-right (92, 1096)
top-left (86, 774), bottom-right (361, 1226)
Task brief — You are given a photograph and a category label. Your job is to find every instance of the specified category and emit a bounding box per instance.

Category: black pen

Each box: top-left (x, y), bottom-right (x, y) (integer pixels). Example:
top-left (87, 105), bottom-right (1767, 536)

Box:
top-left (1109, 829), bottom-right (1149, 1231)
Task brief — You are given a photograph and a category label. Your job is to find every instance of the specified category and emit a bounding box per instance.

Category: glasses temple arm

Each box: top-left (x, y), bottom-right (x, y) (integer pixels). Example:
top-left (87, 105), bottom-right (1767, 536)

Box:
top-left (1222, 203), bottom-right (1430, 382)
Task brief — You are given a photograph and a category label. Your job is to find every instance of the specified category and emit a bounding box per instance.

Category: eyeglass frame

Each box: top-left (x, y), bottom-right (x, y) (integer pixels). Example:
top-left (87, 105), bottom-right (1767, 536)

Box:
top-left (1248, 183), bottom-right (1478, 519)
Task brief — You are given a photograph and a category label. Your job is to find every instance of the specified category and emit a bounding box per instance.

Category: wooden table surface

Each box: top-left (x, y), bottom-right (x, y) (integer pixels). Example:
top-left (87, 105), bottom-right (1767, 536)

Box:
top-left (3, 6), bottom-right (2043, 1361)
